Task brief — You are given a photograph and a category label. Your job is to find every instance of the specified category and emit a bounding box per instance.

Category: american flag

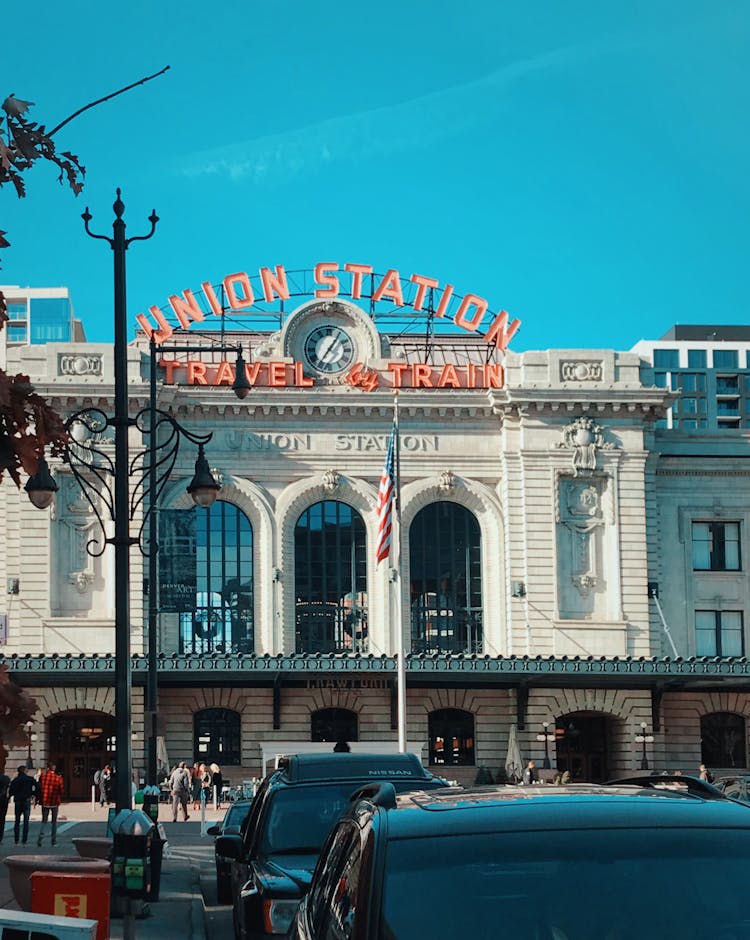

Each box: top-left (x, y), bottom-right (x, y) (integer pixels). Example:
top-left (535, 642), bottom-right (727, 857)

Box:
top-left (375, 423), bottom-right (397, 563)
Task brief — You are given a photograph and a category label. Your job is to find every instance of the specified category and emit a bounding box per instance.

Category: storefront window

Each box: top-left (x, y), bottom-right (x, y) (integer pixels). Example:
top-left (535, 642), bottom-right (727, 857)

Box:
top-left (701, 712), bottom-right (746, 768)
top-left (428, 708), bottom-right (475, 766)
top-left (311, 708), bottom-right (359, 743)
top-left (194, 707), bottom-right (241, 765)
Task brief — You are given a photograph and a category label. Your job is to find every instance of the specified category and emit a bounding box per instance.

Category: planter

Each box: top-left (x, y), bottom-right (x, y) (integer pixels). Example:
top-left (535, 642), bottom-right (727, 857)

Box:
top-left (72, 837), bottom-right (113, 860)
top-left (3, 855), bottom-right (110, 912)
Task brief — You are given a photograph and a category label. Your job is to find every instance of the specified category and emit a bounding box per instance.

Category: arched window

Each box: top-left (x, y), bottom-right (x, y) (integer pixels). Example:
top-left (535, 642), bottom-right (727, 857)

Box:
top-left (428, 708), bottom-right (475, 766)
top-left (194, 707), bottom-right (241, 766)
top-left (701, 712), bottom-right (746, 768)
top-left (409, 501), bottom-right (482, 654)
top-left (295, 500), bottom-right (367, 653)
top-left (162, 501), bottom-right (253, 654)
top-left (310, 708), bottom-right (359, 743)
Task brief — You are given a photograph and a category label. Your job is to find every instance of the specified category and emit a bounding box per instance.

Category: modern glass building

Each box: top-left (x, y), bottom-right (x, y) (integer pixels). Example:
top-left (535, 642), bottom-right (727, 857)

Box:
top-left (1, 285), bottom-right (85, 345)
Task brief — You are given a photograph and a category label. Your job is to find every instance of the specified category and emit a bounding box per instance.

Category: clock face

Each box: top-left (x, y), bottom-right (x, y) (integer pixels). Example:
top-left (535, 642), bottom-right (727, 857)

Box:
top-left (303, 324), bottom-right (355, 374)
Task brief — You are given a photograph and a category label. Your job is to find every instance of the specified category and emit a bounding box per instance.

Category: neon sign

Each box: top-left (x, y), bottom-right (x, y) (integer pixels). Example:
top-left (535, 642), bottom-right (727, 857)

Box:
top-left (136, 261), bottom-right (520, 350)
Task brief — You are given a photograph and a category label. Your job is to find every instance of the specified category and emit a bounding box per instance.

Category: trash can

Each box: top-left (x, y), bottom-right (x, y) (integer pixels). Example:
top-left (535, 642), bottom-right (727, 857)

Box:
top-left (147, 835), bottom-right (165, 902)
top-left (110, 809), bottom-right (154, 901)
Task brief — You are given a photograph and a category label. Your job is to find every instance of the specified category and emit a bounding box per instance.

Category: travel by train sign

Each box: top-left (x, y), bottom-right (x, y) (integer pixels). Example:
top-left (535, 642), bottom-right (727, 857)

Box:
top-left (135, 261), bottom-right (520, 350)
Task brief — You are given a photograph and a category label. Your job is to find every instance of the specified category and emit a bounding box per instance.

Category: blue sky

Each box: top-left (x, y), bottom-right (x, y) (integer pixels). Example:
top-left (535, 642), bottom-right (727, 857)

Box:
top-left (2, 0), bottom-right (748, 349)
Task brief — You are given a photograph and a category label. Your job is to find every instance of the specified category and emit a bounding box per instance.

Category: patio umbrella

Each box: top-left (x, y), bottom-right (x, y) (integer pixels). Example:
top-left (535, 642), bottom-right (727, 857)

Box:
top-left (156, 735), bottom-right (170, 777)
top-left (505, 722), bottom-right (523, 783)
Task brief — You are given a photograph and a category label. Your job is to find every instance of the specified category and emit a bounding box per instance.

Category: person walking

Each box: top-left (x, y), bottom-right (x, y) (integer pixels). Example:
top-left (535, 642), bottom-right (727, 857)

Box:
top-left (170, 761), bottom-right (191, 822)
top-left (191, 763), bottom-right (202, 812)
top-left (99, 765), bottom-right (113, 806)
top-left (210, 762), bottom-right (223, 807)
top-left (37, 761), bottom-right (64, 847)
top-left (9, 765), bottom-right (37, 845)
top-left (0, 768), bottom-right (10, 843)
top-left (199, 763), bottom-right (212, 805)
top-left (522, 760), bottom-right (538, 786)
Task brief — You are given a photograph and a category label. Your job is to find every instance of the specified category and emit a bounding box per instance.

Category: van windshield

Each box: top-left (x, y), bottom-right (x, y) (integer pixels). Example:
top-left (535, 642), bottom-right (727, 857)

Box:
top-left (382, 828), bottom-right (750, 940)
top-left (259, 784), bottom-right (363, 855)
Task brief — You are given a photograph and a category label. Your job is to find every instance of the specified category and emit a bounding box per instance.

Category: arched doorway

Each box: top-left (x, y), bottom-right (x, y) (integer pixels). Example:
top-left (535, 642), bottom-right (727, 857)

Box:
top-left (555, 713), bottom-right (613, 783)
top-left (48, 711), bottom-right (116, 801)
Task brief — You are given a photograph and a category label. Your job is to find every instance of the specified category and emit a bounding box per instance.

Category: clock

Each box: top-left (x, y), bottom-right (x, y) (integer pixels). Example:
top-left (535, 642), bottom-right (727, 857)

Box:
top-left (303, 324), bottom-right (355, 374)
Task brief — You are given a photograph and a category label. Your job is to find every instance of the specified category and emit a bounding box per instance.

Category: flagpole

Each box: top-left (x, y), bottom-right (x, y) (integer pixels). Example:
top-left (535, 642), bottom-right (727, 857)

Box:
top-left (393, 391), bottom-right (407, 753)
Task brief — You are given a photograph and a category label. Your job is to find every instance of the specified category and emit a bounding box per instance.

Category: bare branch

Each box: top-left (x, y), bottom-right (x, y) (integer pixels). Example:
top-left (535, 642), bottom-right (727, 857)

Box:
top-left (48, 65), bottom-right (171, 137)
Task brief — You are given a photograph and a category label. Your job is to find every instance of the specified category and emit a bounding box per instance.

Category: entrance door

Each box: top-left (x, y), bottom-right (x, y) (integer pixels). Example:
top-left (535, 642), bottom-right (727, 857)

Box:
top-left (48, 712), bottom-right (116, 801)
top-left (555, 715), bottom-right (610, 783)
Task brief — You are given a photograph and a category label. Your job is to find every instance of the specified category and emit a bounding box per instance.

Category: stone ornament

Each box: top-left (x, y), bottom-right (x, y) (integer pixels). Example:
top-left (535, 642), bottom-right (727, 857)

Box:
top-left (58, 354), bottom-right (103, 377)
top-left (438, 469), bottom-right (456, 492)
top-left (557, 416), bottom-right (617, 475)
top-left (560, 359), bottom-right (603, 382)
top-left (322, 469), bottom-right (340, 491)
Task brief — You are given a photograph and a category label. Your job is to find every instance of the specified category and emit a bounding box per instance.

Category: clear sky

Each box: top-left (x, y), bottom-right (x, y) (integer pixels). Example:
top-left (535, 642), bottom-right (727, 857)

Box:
top-left (2, 0), bottom-right (748, 349)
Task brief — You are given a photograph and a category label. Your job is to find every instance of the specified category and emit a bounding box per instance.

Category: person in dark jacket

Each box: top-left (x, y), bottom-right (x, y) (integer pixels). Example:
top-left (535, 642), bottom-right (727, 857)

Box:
top-left (0, 769), bottom-right (10, 842)
top-left (9, 765), bottom-right (37, 844)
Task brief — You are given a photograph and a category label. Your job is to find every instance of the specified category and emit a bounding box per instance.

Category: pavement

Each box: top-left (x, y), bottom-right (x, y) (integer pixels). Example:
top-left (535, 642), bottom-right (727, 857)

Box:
top-left (0, 800), bottom-right (234, 939)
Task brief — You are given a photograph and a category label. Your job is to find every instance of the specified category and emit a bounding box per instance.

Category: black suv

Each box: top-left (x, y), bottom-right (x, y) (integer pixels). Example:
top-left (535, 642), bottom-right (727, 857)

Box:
top-left (289, 776), bottom-right (750, 940)
top-left (217, 752), bottom-right (447, 938)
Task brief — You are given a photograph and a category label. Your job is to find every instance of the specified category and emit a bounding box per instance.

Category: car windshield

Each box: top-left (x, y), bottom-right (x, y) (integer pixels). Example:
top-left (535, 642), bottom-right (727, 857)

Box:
top-left (381, 828), bottom-right (750, 940)
top-left (224, 802), bottom-right (251, 830)
top-left (259, 784), bottom-right (362, 855)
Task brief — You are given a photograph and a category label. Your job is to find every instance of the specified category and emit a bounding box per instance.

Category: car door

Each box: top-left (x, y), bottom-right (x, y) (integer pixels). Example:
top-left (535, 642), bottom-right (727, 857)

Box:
top-left (306, 819), bottom-right (373, 940)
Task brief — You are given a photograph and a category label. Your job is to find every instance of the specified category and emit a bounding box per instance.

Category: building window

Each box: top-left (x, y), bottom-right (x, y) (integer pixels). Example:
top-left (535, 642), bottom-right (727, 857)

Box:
top-left (653, 348), bottom-right (679, 369)
top-left (701, 713), bottom-right (746, 768)
top-left (409, 502), bottom-right (482, 654)
top-left (310, 708), bottom-right (359, 743)
top-left (695, 610), bottom-right (744, 657)
top-left (692, 522), bottom-right (741, 571)
top-left (173, 501), bottom-right (254, 654)
top-left (428, 708), bottom-right (475, 766)
top-left (194, 707), bottom-right (241, 765)
top-left (713, 349), bottom-right (739, 369)
top-left (295, 501), bottom-right (367, 654)
top-left (688, 349), bottom-right (707, 368)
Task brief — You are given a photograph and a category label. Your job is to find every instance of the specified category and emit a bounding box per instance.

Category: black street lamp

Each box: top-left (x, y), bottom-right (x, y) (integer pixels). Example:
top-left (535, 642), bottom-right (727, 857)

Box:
top-left (635, 721), bottom-right (654, 771)
top-left (536, 721), bottom-right (556, 770)
top-left (25, 720), bottom-right (36, 770)
top-left (24, 190), bottom-right (222, 810)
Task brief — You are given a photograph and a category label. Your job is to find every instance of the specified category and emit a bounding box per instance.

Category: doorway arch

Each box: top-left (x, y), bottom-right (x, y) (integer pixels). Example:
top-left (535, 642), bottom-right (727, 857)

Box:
top-left (48, 711), bottom-right (116, 801)
top-left (555, 712), bottom-right (616, 783)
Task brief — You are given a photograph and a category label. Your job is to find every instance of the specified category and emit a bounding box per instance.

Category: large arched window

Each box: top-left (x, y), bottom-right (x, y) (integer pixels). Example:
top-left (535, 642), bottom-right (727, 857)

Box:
top-left (194, 707), bottom-right (241, 766)
top-left (701, 712), bottom-right (746, 768)
top-left (162, 501), bottom-right (253, 654)
top-left (295, 500), bottom-right (368, 653)
top-left (409, 501), bottom-right (482, 653)
top-left (428, 708), bottom-right (475, 766)
top-left (310, 708), bottom-right (359, 743)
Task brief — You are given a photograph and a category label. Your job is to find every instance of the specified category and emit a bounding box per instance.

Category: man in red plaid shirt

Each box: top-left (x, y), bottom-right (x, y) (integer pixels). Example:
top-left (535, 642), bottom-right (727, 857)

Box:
top-left (37, 761), bottom-right (64, 847)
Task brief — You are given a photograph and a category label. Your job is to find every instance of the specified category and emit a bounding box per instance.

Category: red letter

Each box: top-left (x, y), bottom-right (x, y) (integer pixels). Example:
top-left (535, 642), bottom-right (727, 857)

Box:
top-left (294, 362), bottom-right (314, 387)
top-left (223, 272), bottom-right (255, 309)
top-left (467, 363), bottom-right (478, 388)
top-left (187, 361), bottom-right (208, 385)
top-left (159, 360), bottom-right (181, 384)
top-left (269, 363), bottom-right (287, 387)
top-left (437, 364), bottom-right (461, 388)
top-left (483, 364), bottom-right (504, 388)
top-left (260, 265), bottom-right (290, 302)
top-left (137, 306), bottom-right (174, 344)
top-left (453, 293), bottom-right (488, 332)
top-left (344, 263), bottom-right (373, 299)
top-left (483, 310), bottom-right (521, 351)
top-left (387, 363), bottom-right (408, 388)
top-left (314, 262), bottom-right (340, 298)
top-left (135, 313), bottom-right (154, 340)
top-left (412, 364), bottom-right (433, 388)
top-left (215, 361), bottom-right (234, 385)
top-left (246, 361), bottom-right (262, 385)
top-left (201, 281), bottom-right (223, 316)
top-left (435, 284), bottom-right (454, 318)
top-left (372, 269), bottom-right (404, 306)
top-left (409, 273), bottom-right (439, 311)
top-left (168, 289), bottom-right (206, 331)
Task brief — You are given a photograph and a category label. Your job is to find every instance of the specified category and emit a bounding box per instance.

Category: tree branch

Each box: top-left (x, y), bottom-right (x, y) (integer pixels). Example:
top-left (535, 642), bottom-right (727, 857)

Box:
top-left (48, 65), bottom-right (171, 137)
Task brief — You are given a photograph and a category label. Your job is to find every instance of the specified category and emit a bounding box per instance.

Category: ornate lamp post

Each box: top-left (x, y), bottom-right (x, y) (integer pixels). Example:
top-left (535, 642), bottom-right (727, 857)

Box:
top-left (24, 720), bottom-right (36, 770)
top-left (536, 721), bottom-right (556, 770)
top-left (635, 721), bottom-right (654, 771)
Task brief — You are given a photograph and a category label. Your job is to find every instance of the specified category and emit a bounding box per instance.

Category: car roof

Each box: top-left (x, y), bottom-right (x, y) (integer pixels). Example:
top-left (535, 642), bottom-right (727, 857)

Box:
top-left (365, 784), bottom-right (750, 839)
top-left (274, 752), bottom-right (434, 785)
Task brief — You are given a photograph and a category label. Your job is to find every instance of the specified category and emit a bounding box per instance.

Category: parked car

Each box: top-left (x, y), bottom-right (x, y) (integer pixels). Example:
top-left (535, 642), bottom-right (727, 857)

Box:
top-left (207, 799), bottom-right (254, 903)
top-left (217, 752), bottom-right (448, 937)
top-left (289, 775), bottom-right (750, 940)
top-left (713, 773), bottom-right (750, 804)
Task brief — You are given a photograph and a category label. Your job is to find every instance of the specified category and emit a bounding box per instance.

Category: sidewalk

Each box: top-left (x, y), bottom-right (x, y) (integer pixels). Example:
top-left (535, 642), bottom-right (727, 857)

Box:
top-left (0, 800), bottom-right (229, 939)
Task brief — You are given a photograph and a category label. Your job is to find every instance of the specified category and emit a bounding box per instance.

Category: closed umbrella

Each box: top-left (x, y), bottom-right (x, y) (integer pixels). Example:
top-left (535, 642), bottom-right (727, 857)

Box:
top-left (505, 723), bottom-right (523, 783)
top-left (156, 736), bottom-right (169, 778)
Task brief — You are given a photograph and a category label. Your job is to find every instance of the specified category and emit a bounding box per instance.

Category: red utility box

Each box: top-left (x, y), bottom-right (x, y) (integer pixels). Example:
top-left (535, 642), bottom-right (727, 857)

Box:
top-left (31, 871), bottom-right (111, 940)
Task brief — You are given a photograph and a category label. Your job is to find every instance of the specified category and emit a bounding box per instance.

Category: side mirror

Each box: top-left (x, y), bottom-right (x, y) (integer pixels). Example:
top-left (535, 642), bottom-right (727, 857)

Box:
top-left (215, 833), bottom-right (243, 860)
top-left (206, 824), bottom-right (221, 836)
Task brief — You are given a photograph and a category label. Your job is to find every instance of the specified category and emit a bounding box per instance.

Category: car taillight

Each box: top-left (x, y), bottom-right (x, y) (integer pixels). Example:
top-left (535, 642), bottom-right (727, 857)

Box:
top-left (262, 899), bottom-right (299, 935)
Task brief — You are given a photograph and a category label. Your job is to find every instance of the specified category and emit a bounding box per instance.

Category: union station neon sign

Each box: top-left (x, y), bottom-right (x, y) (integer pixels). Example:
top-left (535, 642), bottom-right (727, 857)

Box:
top-left (135, 261), bottom-right (521, 350)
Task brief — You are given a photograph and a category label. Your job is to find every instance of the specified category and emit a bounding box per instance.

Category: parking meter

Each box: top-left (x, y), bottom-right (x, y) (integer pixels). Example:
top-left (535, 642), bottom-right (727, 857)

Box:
top-left (110, 809), bottom-right (154, 900)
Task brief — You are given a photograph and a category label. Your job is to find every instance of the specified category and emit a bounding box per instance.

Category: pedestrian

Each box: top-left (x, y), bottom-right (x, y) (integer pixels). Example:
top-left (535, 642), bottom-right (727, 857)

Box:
top-left (0, 767), bottom-right (10, 842)
top-left (210, 762), bottom-right (223, 807)
top-left (200, 763), bottom-right (212, 804)
top-left (522, 760), bottom-right (538, 786)
top-left (699, 763), bottom-right (714, 784)
top-left (9, 765), bottom-right (37, 845)
top-left (191, 762), bottom-right (201, 811)
top-left (99, 765), bottom-right (113, 806)
top-left (560, 770), bottom-right (571, 784)
top-left (37, 761), bottom-right (64, 847)
top-left (169, 761), bottom-right (191, 822)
